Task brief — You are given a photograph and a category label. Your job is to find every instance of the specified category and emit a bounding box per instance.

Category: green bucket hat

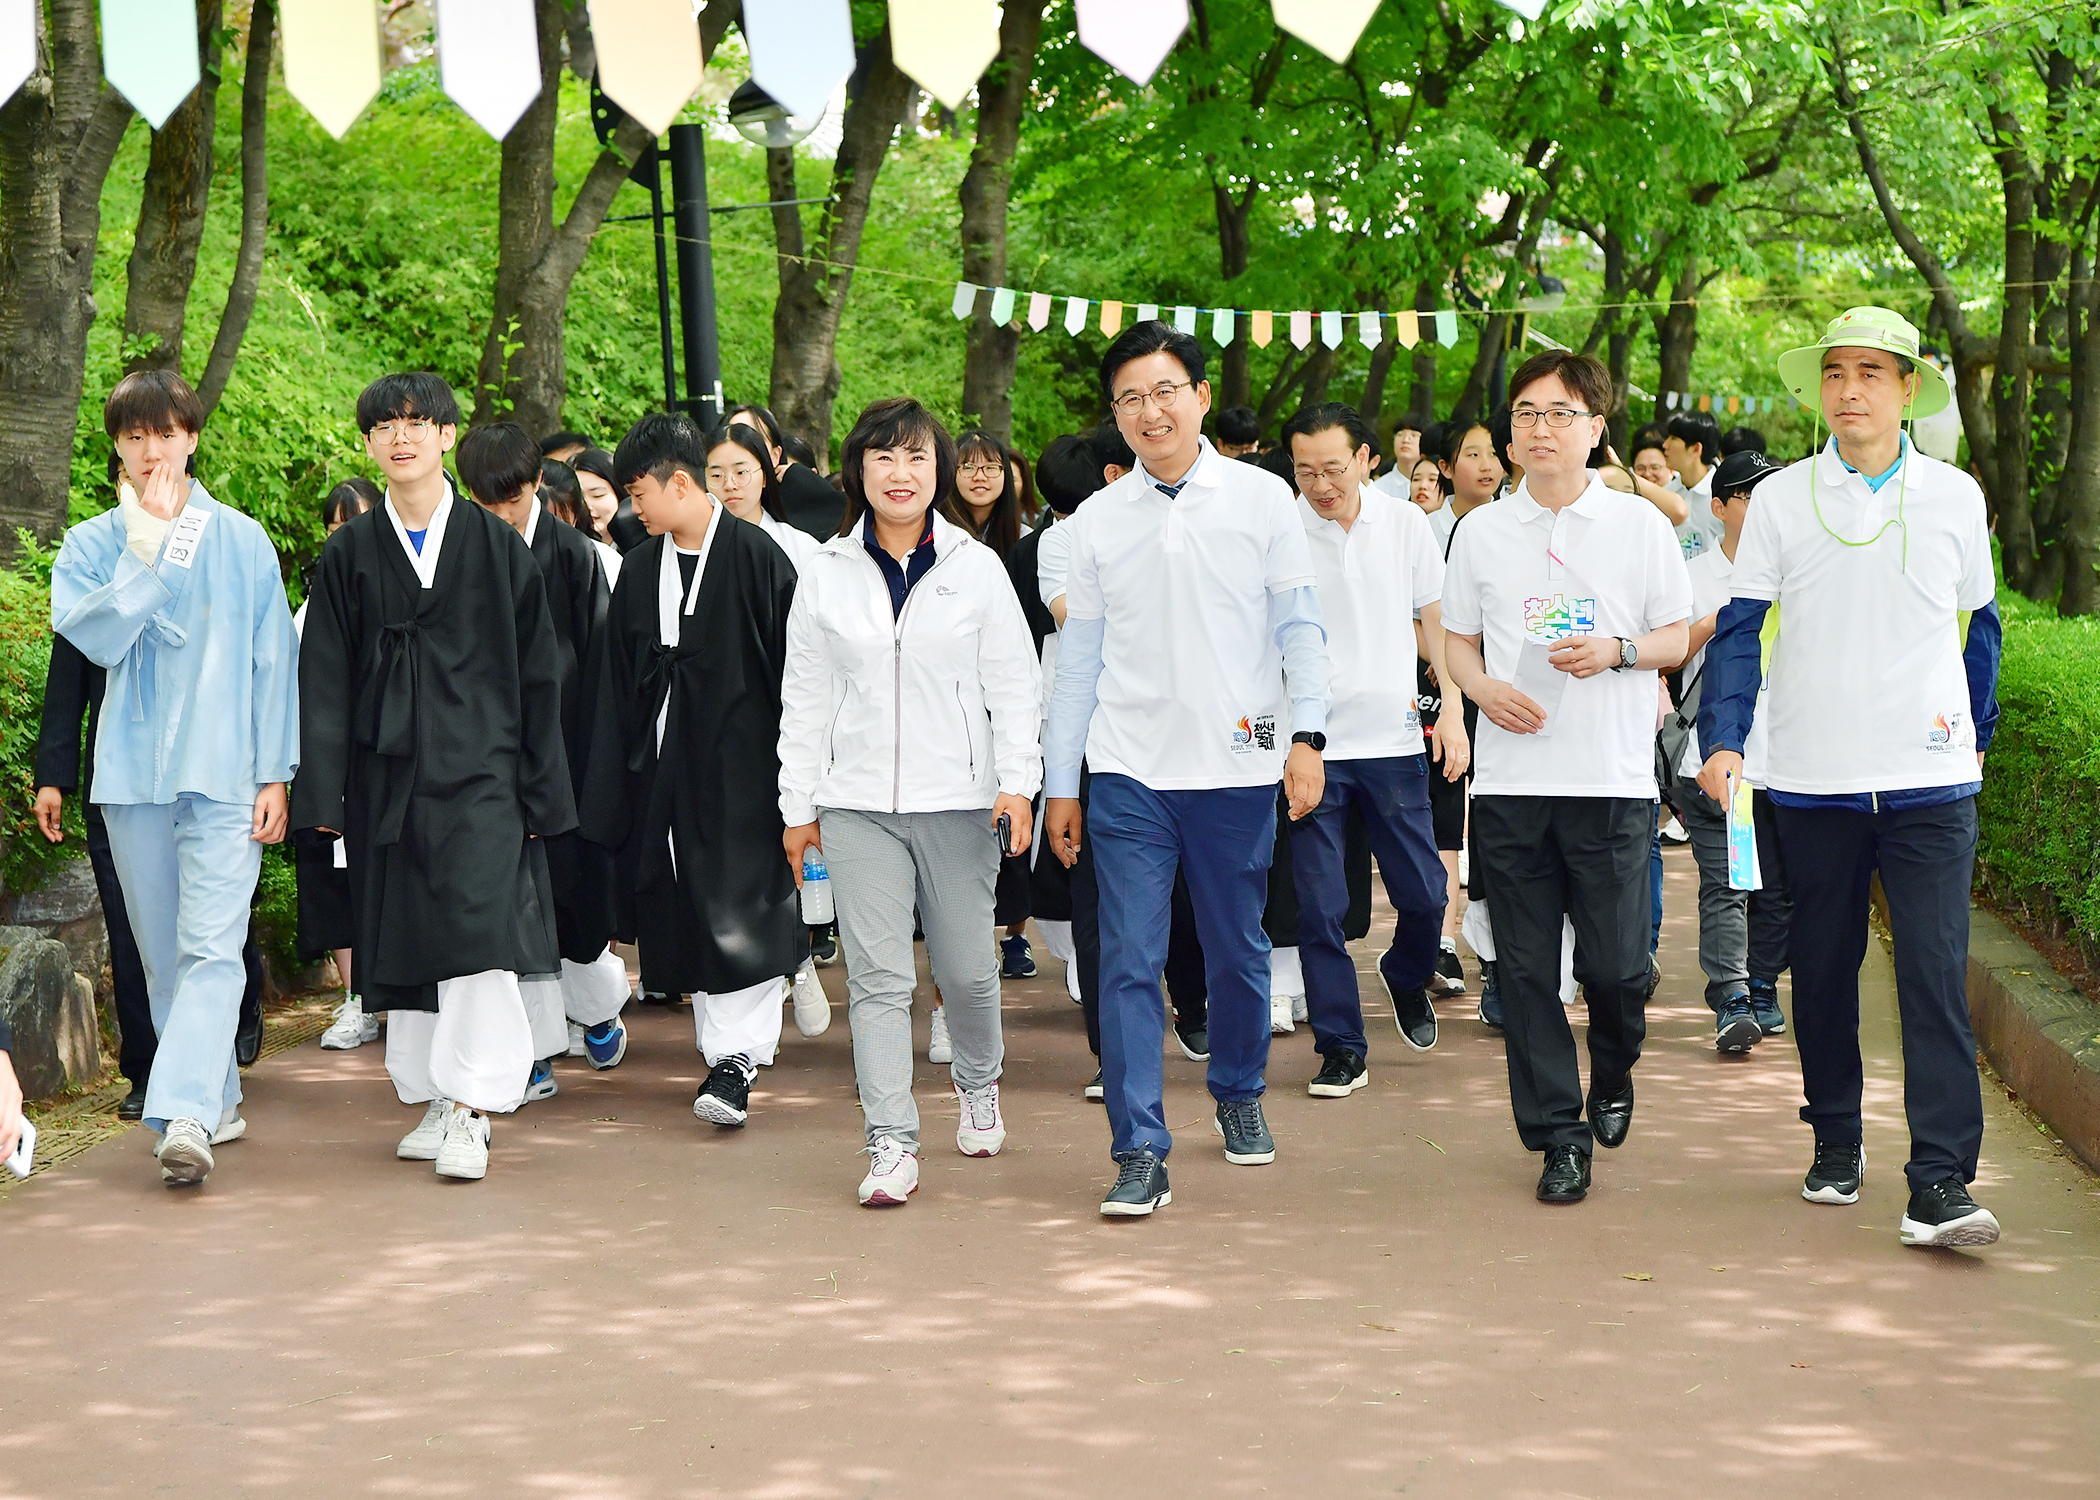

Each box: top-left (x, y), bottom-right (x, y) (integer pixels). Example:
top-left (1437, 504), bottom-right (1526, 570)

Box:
top-left (1775, 306), bottom-right (1951, 419)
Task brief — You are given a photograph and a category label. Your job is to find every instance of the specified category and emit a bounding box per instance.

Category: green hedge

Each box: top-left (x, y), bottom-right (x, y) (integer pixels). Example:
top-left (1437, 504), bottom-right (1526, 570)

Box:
top-left (1976, 590), bottom-right (2100, 962)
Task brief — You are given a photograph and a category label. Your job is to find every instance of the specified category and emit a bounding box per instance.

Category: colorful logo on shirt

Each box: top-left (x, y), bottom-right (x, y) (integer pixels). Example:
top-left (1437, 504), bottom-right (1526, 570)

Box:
top-left (1926, 710), bottom-right (1964, 753)
top-left (1231, 714), bottom-right (1277, 753)
top-left (1522, 593), bottom-right (1597, 642)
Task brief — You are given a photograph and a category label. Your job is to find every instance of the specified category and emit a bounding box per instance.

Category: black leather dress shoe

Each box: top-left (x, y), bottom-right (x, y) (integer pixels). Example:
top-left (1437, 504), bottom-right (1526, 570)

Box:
top-left (1587, 1075), bottom-right (1637, 1142)
top-left (1588, 1075), bottom-right (1634, 1149)
top-left (116, 1083), bottom-right (148, 1122)
top-left (1536, 1144), bottom-right (1591, 1203)
top-left (235, 1004), bottom-right (264, 1067)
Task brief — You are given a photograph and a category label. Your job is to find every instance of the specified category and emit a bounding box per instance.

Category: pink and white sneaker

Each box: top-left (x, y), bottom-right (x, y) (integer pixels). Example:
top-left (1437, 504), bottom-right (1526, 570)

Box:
top-left (955, 1080), bottom-right (1006, 1157)
top-left (857, 1137), bottom-right (919, 1206)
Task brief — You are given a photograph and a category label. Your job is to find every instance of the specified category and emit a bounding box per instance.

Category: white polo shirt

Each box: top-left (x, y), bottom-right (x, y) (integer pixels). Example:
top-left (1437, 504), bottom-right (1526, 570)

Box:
top-left (1443, 473), bottom-right (1693, 799)
top-left (1061, 439), bottom-right (1315, 789)
top-left (1299, 488), bottom-right (1442, 760)
top-left (1671, 466), bottom-right (1718, 558)
top-left (1680, 546), bottom-right (1769, 784)
top-left (1729, 440), bottom-right (1994, 795)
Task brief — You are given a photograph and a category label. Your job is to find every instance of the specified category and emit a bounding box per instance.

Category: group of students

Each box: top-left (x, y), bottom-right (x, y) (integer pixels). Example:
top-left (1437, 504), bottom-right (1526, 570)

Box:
top-left (1, 301), bottom-right (2005, 1253)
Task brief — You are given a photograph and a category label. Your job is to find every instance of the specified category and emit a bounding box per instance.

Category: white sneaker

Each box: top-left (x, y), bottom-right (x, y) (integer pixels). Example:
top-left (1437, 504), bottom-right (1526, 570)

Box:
top-left (320, 993), bottom-right (378, 1050)
top-left (927, 1005), bottom-right (953, 1064)
top-left (858, 1137), bottom-right (919, 1206)
top-left (397, 1098), bottom-right (450, 1160)
top-left (1661, 815), bottom-right (1689, 843)
top-left (1291, 992), bottom-right (1309, 1024)
top-left (211, 1108), bottom-right (246, 1146)
top-left (955, 1080), bottom-right (1006, 1157)
top-left (791, 964), bottom-right (831, 1038)
top-left (1270, 993), bottom-right (1295, 1035)
top-left (1065, 962), bottom-right (1082, 1004)
top-left (566, 1020), bottom-right (587, 1058)
top-left (155, 1117), bottom-right (214, 1185)
top-left (435, 1107), bottom-right (491, 1180)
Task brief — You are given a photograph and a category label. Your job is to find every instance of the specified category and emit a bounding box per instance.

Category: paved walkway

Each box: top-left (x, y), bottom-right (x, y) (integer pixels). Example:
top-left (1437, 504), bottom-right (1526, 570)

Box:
top-left (5, 847), bottom-right (2098, 1498)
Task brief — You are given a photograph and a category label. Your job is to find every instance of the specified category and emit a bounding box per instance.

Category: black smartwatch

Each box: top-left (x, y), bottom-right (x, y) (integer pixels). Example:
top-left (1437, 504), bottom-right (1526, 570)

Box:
top-left (1291, 731), bottom-right (1326, 751)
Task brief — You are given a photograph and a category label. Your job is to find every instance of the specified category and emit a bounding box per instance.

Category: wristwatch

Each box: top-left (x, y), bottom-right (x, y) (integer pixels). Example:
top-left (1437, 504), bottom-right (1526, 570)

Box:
top-left (1608, 637), bottom-right (1639, 673)
top-left (1291, 731), bottom-right (1326, 752)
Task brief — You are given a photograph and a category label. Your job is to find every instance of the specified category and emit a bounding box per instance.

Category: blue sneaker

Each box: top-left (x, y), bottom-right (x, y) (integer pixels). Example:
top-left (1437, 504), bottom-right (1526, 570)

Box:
top-left (523, 1057), bottom-right (558, 1103)
top-left (583, 1019), bottom-right (628, 1070)
top-left (1000, 933), bottom-right (1037, 979)
top-left (1477, 959), bottom-right (1504, 1030)
top-left (1748, 981), bottom-right (1786, 1035)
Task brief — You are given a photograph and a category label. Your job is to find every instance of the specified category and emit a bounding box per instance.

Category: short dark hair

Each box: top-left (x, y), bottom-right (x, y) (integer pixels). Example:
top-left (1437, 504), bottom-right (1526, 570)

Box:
top-left (1256, 446), bottom-right (1297, 489)
top-left (726, 403), bottom-right (786, 453)
top-left (838, 398), bottom-right (959, 535)
top-left (104, 369), bottom-right (204, 439)
top-left (1034, 433), bottom-right (1104, 516)
top-left (456, 422), bottom-right (544, 505)
top-left (356, 372), bottom-right (461, 433)
top-left (1281, 402), bottom-right (1376, 457)
top-left (701, 422), bottom-right (785, 522)
top-left (1666, 410), bottom-right (1722, 465)
top-left (539, 458), bottom-right (595, 536)
top-left (1216, 405), bottom-right (1261, 447)
top-left (322, 476), bottom-right (381, 527)
top-left (1394, 414), bottom-right (1428, 438)
top-left (780, 429), bottom-right (818, 469)
top-left (1508, 349), bottom-right (1612, 417)
top-left (613, 411), bottom-right (709, 492)
top-left (1088, 419), bottom-right (1134, 475)
top-left (539, 429), bottom-right (590, 455)
top-left (1630, 422), bottom-right (1667, 453)
top-left (1099, 319), bottom-right (1206, 405)
top-left (572, 447), bottom-right (619, 493)
top-left (1720, 425), bottom-right (1767, 456)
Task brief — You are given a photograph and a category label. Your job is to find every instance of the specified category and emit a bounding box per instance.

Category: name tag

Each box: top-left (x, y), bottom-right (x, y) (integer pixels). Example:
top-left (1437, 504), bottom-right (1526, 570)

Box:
top-left (161, 507), bottom-right (212, 569)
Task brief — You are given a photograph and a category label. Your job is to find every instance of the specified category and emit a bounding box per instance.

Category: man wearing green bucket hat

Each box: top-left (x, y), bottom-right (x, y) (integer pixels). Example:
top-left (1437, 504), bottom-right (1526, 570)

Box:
top-left (1696, 306), bottom-right (2003, 1250)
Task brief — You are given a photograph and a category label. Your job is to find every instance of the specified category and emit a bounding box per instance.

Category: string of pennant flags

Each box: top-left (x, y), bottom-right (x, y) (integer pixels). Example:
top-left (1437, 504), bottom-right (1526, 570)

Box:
top-left (1659, 389), bottom-right (1803, 417)
top-left (951, 282), bottom-right (1468, 351)
top-left (0, 0), bottom-right (1548, 142)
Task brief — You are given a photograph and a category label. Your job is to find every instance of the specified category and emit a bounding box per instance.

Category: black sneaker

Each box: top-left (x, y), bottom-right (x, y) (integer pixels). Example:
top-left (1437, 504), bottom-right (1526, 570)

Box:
top-left (1174, 1024), bottom-right (1210, 1062)
top-left (1100, 1148), bottom-right (1171, 1217)
top-left (1307, 1048), bottom-right (1367, 1098)
top-left (1748, 981), bottom-right (1786, 1034)
top-left (1431, 940), bottom-right (1467, 996)
top-left (641, 990), bottom-right (679, 1006)
top-left (811, 927), bottom-right (840, 966)
top-left (1899, 1176), bottom-right (2001, 1248)
top-left (1646, 954), bottom-right (1663, 999)
top-left (1379, 949), bottom-right (1437, 1051)
top-left (1084, 1069), bottom-right (1104, 1103)
top-left (693, 1055), bottom-right (754, 1127)
top-left (1715, 996), bottom-right (1761, 1054)
top-left (1536, 1144), bottom-right (1591, 1203)
top-left (1000, 933), bottom-right (1037, 979)
top-left (1801, 1138), bottom-right (1864, 1204)
top-left (1477, 960), bottom-right (1503, 1030)
top-left (1211, 1097), bottom-right (1276, 1165)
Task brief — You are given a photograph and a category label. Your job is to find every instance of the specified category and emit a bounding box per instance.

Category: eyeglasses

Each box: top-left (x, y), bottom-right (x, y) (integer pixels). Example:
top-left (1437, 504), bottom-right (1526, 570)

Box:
top-left (1509, 408), bottom-right (1591, 429)
top-left (958, 463), bottom-right (1005, 479)
top-left (368, 417), bottom-right (437, 443)
top-left (705, 465), bottom-right (761, 486)
top-left (1293, 465), bottom-right (1356, 486)
top-left (1110, 380), bottom-right (1194, 417)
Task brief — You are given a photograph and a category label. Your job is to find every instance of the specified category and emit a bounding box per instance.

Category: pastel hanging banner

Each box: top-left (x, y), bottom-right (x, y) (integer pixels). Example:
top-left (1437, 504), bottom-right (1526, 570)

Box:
top-left (1251, 310), bottom-right (1273, 348)
top-left (952, 282), bottom-right (978, 320)
top-left (1135, 302), bottom-right (1159, 324)
top-left (1211, 307), bottom-right (1235, 345)
top-left (1100, 300), bottom-right (1123, 337)
top-left (1727, 395), bottom-right (1741, 415)
top-left (438, 0), bottom-right (543, 141)
top-left (101, 0), bottom-right (201, 129)
top-left (1699, 394), bottom-right (1713, 412)
top-left (1289, 311), bottom-right (1312, 350)
top-left (1319, 311), bottom-right (1343, 349)
top-left (1074, 0), bottom-right (1188, 88)
top-left (989, 286), bottom-right (1017, 326)
top-left (1358, 312), bottom-right (1382, 349)
top-left (890, 0), bottom-right (999, 111)
top-left (1028, 292), bottom-right (1052, 332)
top-left (744, 0), bottom-right (854, 121)
top-left (280, 0), bottom-right (384, 138)
top-left (1172, 305), bottom-right (1197, 336)
top-left (1272, 0), bottom-right (1380, 64)
top-left (0, 0), bottom-right (36, 110)
top-left (1664, 391), bottom-right (1678, 410)
top-left (590, 0), bottom-right (703, 135)
top-left (1434, 308), bottom-right (1457, 347)
top-left (1064, 296), bottom-right (1089, 336)
top-left (1744, 397), bottom-right (1757, 415)
top-left (1493, 0), bottom-right (1549, 19)
top-left (1394, 310), bottom-right (1418, 349)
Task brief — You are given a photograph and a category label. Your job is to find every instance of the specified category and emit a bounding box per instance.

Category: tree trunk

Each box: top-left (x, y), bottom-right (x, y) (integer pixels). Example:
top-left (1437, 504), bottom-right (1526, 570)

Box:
top-left (2056, 233), bottom-right (2099, 615)
top-left (0, 0), bottom-right (134, 556)
top-left (1213, 183), bottom-right (1256, 407)
top-left (1449, 312), bottom-right (1510, 429)
top-left (768, 27), bottom-right (915, 460)
top-left (1407, 278), bottom-right (1438, 422)
top-left (957, 1), bottom-right (1043, 439)
top-left (197, 0), bottom-right (274, 422)
top-left (1652, 261), bottom-right (1699, 422)
top-left (1358, 298), bottom-right (1398, 426)
top-left (123, 1), bottom-right (222, 374)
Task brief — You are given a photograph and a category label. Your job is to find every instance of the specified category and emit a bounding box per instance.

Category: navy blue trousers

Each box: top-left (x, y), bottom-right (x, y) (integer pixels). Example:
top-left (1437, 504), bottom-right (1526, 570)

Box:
top-left (1091, 774), bottom-right (1276, 1160)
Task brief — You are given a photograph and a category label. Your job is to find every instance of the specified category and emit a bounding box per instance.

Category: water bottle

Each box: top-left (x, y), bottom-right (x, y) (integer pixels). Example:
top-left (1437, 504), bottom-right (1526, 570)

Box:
top-left (800, 845), bottom-right (834, 924)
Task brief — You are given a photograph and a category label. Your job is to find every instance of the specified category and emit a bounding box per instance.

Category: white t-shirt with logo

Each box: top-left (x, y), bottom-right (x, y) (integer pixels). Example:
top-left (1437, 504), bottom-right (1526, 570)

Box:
top-left (1671, 466), bottom-right (1719, 559)
top-left (1728, 442), bottom-right (1994, 795)
top-left (1680, 546), bottom-right (1769, 785)
top-left (1299, 488), bottom-right (1443, 761)
top-left (1442, 474), bottom-right (1693, 799)
top-left (1061, 440), bottom-right (1316, 790)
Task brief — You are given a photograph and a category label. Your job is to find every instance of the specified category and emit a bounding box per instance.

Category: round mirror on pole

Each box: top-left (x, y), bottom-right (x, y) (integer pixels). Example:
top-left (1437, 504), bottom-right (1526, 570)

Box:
top-left (728, 78), bottom-right (826, 150)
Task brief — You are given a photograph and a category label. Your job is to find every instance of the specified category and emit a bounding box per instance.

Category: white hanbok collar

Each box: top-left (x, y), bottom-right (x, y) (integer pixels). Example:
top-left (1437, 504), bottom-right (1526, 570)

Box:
top-left (385, 482), bottom-right (455, 590)
top-left (656, 497), bottom-right (724, 647)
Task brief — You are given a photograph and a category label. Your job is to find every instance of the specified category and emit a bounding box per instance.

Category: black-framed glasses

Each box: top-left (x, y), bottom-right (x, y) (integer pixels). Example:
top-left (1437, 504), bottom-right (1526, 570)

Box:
top-left (1509, 408), bottom-right (1590, 429)
top-left (1110, 380), bottom-right (1194, 417)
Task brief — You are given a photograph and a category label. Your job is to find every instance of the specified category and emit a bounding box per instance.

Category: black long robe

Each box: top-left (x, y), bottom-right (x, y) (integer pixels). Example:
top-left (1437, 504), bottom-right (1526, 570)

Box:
top-left (525, 505), bottom-right (619, 962)
top-left (578, 518), bottom-right (803, 996)
top-left (292, 491), bottom-right (575, 1011)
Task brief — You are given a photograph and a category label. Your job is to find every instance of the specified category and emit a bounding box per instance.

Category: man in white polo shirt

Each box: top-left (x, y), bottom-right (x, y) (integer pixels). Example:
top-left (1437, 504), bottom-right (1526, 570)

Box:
top-left (1282, 402), bottom-right (1467, 1096)
top-left (1665, 409), bottom-right (1722, 559)
top-left (1698, 307), bottom-right (2003, 1250)
top-left (1045, 321), bottom-right (1331, 1218)
top-left (1444, 350), bottom-right (1692, 1206)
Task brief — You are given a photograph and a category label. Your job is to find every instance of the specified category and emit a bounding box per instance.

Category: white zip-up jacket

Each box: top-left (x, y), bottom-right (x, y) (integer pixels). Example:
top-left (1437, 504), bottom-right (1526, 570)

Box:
top-left (778, 510), bottom-right (1043, 827)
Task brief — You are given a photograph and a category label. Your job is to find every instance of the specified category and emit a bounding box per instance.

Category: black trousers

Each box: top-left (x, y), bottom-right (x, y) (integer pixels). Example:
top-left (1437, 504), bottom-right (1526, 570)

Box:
top-left (1772, 796), bottom-right (1982, 1189)
top-left (84, 800), bottom-right (155, 1086)
top-left (1071, 766), bottom-right (1208, 1059)
top-left (1472, 795), bottom-right (1654, 1155)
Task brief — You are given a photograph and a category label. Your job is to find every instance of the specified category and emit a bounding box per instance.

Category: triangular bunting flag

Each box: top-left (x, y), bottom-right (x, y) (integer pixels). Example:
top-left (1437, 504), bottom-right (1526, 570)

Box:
top-left (952, 282), bottom-right (978, 320)
top-left (989, 286), bottom-right (1017, 326)
top-left (1028, 292), bottom-right (1052, 331)
top-left (889, 0), bottom-right (1000, 110)
top-left (1699, 394), bottom-right (1713, 412)
top-left (590, 0), bottom-right (704, 135)
top-left (745, 0), bottom-right (855, 122)
top-left (1395, 310), bottom-right (1418, 349)
top-left (1064, 296), bottom-right (1089, 336)
top-left (1212, 307), bottom-right (1235, 345)
top-left (1289, 311), bottom-right (1312, 349)
top-left (1136, 302), bottom-right (1159, 324)
top-left (1172, 305), bottom-right (1197, 336)
top-left (1251, 310), bottom-right (1273, 348)
top-left (1665, 391), bottom-right (1678, 410)
top-left (1358, 312), bottom-right (1382, 349)
top-left (1493, 0), bottom-right (1549, 20)
top-left (1074, 0), bottom-right (1188, 88)
top-left (1271, 0), bottom-right (1380, 65)
top-left (1727, 395), bottom-right (1741, 415)
top-left (1434, 309), bottom-right (1457, 348)
top-left (100, 0), bottom-right (201, 129)
top-left (437, 0), bottom-right (543, 141)
top-left (0, 0), bottom-right (32, 110)
top-left (1100, 300), bottom-right (1123, 337)
top-left (1319, 311), bottom-right (1343, 349)
top-left (279, 0), bottom-right (384, 139)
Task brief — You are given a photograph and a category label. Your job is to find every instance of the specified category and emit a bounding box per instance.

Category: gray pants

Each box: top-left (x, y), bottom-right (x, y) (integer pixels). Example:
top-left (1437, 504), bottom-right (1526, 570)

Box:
top-left (820, 806), bottom-right (1003, 1150)
top-left (1672, 774), bottom-right (1793, 1009)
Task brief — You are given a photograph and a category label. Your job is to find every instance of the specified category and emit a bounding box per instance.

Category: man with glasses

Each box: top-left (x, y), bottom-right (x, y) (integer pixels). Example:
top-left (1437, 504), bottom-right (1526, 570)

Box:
top-left (1044, 321), bottom-right (1331, 1217)
top-left (1443, 351), bottom-right (1692, 1206)
top-left (1280, 402), bottom-right (1466, 1099)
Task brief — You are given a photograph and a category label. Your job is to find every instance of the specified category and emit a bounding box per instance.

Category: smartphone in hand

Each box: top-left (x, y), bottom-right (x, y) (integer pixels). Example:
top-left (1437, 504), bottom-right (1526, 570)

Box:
top-left (996, 811), bottom-right (1013, 857)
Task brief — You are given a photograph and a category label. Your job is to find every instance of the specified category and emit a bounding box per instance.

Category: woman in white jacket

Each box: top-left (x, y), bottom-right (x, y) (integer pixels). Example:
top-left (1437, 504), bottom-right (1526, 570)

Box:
top-left (778, 398), bottom-right (1042, 1208)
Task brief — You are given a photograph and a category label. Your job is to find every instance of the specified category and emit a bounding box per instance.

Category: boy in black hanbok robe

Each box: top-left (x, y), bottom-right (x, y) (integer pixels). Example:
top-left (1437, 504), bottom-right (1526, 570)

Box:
top-left (580, 414), bottom-right (802, 1129)
top-left (292, 373), bottom-right (574, 1183)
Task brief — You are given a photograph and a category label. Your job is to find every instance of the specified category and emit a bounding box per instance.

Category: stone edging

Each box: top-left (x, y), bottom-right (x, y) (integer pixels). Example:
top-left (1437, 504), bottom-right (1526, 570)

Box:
top-left (1968, 907), bottom-right (2100, 1175)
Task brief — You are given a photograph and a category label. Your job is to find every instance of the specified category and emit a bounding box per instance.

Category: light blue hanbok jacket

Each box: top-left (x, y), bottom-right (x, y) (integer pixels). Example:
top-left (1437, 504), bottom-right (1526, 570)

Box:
top-left (51, 481), bottom-right (300, 806)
